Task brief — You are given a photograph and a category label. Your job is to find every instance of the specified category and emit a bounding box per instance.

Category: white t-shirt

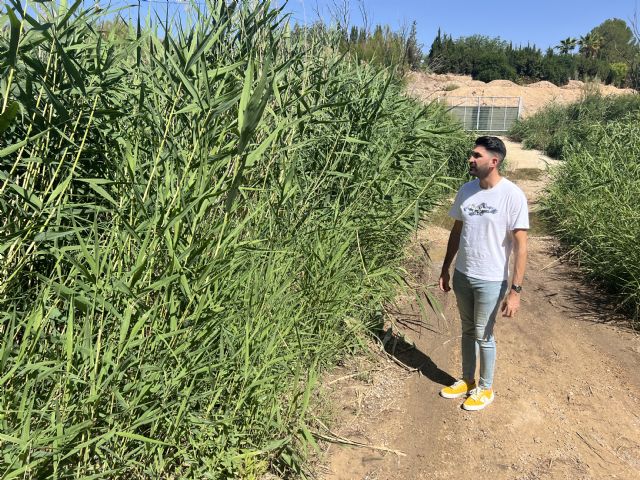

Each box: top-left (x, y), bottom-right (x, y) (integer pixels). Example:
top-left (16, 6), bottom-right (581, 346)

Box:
top-left (449, 177), bottom-right (529, 281)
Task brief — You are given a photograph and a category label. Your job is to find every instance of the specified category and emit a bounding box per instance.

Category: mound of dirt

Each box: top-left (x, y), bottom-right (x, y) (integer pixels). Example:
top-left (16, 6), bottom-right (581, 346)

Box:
top-left (406, 71), bottom-right (637, 118)
top-left (488, 79), bottom-right (519, 87)
top-left (527, 80), bottom-right (557, 88)
top-left (602, 85), bottom-right (637, 95)
top-left (560, 79), bottom-right (585, 89)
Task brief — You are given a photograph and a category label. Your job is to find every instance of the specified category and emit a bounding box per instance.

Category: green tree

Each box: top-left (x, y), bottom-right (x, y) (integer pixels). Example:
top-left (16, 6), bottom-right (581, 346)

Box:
top-left (576, 55), bottom-right (611, 81)
top-left (579, 32), bottom-right (603, 59)
top-left (592, 18), bottom-right (636, 63)
top-left (472, 50), bottom-right (516, 82)
top-left (541, 52), bottom-right (576, 85)
top-left (555, 37), bottom-right (577, 55)
top-left (509, 44), bottom-right (543, 79)
top-left (405, 20), bottom-right (422, 71)
top-left (429, 28), bottom-right (443, 59)
top-left (349, 25), bottom-right (360, 45)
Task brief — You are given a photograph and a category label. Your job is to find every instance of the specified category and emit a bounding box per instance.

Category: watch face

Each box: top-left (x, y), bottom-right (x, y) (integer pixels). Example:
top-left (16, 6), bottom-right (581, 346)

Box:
top-left (512, 285), bottom-right (522, 293)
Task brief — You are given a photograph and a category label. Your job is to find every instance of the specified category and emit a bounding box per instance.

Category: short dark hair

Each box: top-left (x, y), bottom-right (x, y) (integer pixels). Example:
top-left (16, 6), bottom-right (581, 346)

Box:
top-left (475, 136), bottom-right (506, 162)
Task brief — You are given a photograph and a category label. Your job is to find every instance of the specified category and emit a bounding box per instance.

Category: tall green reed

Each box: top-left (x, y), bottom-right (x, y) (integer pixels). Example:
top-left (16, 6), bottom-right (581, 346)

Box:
top-left (539, 115), bottom-right (640, 323)
top-left (509, 89), bottom-right (640, 158)
top-left (0, 1), bottom-right (468, 477)
top-left (510, 90), bottom-right (640, 322)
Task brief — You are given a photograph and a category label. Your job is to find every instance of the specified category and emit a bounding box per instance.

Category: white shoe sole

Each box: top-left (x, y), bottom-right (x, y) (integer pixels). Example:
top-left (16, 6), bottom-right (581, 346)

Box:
top-left (439, 386), bottom-right (476, 399)
top-left (462, 393), bottom-right (494, 411)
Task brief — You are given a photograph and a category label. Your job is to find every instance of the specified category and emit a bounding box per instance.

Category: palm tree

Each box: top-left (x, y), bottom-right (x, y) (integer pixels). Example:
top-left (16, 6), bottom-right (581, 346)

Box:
top-left (579, 33), bottom-right (603, 59)
top-left (555, 37), bottom-right (578, 54)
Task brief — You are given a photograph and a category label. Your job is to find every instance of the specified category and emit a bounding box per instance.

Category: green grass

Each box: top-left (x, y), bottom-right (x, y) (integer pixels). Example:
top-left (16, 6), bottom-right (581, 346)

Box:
top-left (509, 89), bottom-right (640, 159)
top-left (513, 95), bottom-right (640, 322)
top-left (0, 1), bottom-right (469, 477)
top-left (539, 116), bottom-right (640, 322)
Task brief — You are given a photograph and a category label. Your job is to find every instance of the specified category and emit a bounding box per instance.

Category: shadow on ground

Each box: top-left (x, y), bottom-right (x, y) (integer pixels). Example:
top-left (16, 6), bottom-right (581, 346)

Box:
top-left (380, 329), bottom-right (456, 387)
top-left (540, 242), bottom-right (637, 329)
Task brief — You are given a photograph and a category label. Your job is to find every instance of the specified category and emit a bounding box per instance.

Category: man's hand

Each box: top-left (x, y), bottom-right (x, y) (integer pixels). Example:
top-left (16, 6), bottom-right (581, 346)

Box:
top-left (501, 291), bottom-right (521, 317)
top-left (439, 269), bottom-right (451, 292)
top-left (439, 221), bottom-right (462, 293)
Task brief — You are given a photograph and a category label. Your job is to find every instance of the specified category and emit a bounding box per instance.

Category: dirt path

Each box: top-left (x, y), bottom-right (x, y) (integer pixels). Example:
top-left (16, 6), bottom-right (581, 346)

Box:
top-left (314, 141), bottom-right (640, 480)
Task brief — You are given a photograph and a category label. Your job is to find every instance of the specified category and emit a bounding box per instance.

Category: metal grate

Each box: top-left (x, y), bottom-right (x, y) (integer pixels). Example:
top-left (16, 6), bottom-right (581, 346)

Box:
top-left (438, 96), bottom-right (522, 132)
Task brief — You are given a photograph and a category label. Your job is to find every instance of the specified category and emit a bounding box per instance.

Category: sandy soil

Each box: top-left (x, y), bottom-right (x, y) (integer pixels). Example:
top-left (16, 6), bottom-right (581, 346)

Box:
top-left (405, 72), bottom-right (637, 117)
top-left (312, 141), bottom-right (640, 480)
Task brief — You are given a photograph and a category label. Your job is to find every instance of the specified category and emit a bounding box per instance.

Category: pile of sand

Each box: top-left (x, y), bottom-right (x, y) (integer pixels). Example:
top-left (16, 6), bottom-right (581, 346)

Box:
top-left (488, 79), bottom-right (519, 87)
top-left (560, 80), bottom-right (585, 90)
top-left (527, 81), bottom-right (556, 88)
top-left (405, 71), bottom-right (637, 118)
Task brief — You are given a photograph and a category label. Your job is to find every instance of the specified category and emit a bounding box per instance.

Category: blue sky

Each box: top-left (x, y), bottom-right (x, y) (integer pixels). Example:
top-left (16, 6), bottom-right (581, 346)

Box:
top-left (280, 0), bottom-right (640, 51)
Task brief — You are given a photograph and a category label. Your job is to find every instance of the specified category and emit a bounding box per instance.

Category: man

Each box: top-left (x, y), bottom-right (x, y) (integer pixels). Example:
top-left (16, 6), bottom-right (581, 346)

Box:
top-left (438, 136), bottom-right (528, 411)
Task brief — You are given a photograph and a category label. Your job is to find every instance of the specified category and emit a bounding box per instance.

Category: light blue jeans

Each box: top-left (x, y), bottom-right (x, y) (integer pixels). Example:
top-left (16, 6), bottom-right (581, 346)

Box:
top-left (452, 269), bottom-right (507, 389)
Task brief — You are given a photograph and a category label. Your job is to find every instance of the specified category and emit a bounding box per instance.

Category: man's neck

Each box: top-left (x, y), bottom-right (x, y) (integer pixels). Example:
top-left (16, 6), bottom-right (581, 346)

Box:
top-left (478, 171), bottom-right (502, 189)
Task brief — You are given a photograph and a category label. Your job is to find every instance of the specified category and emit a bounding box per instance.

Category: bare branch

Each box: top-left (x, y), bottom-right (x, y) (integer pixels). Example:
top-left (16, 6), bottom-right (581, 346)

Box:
top-left (357, 0), bottom-right (370, 35)
top-left (630, 6), bottom-right (640, 43)
top-left (328, 0), bottom-right (350, 31)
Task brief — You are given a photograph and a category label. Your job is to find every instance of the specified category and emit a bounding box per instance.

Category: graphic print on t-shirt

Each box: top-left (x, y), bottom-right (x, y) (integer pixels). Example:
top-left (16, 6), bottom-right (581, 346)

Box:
top-left (463, 202), bottom-right (498, 216)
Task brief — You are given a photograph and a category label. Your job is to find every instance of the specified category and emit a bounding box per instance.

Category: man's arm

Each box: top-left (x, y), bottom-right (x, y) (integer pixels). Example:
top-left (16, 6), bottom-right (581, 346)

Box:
top-left (439, 220), bottom-right (463, 292)
top-left (501, 228), bottom-right (528, 317)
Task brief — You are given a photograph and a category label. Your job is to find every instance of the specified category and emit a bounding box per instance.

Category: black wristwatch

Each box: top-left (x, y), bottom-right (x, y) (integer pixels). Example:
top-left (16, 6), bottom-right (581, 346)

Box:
top-left (511, 284), bottom-right (522, 294)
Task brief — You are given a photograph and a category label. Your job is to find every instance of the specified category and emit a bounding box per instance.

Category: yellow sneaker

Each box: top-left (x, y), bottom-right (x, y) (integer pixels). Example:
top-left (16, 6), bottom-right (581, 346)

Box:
top-left (462, 387), bottom-right (494, 411)
top-left (440, 379), bottom-right (476, 399)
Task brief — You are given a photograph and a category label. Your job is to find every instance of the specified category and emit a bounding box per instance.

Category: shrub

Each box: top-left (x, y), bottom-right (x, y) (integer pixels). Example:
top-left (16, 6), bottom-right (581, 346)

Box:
top-left (609, 62), bottom-right (629, 86)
